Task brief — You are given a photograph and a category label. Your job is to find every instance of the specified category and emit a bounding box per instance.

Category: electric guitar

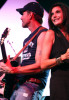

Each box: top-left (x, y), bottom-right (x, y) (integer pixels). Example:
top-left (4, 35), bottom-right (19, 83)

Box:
top-left (0, 28), bottom-right (9, 95)
top-left (0, 28), bottom-right (18, 99)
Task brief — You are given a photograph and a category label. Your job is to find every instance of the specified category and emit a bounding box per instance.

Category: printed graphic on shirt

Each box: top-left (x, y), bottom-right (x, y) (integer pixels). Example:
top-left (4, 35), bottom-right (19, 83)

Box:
top-left (23, 42), bottom-right (34, 53)
top-left (22, 41), bottom-right (34, 60)
top-left (22, 52), bottom-right (31, 60)
top-left (28, 42), bottom-right (34, 47)
top-left (23, 47), bottom-right (28, 53)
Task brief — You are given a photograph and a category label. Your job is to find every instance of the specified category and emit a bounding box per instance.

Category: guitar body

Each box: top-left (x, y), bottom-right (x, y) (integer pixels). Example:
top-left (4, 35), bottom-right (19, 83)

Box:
top-left (3, 74), bottom-right (17, 99)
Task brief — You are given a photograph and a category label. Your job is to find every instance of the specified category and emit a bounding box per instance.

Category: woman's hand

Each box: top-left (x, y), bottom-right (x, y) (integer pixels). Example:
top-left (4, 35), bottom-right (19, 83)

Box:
top-left (61, 48), bottom-right (69, 61)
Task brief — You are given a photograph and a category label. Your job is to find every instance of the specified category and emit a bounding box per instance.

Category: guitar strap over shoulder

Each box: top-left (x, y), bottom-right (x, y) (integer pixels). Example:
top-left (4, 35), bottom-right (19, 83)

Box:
top-left (12, 26), bottom-right (46, 61)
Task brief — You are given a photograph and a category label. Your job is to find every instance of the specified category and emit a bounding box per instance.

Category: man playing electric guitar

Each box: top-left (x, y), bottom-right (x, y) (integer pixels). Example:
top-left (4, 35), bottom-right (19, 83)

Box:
top-left (0, 2), bottom-right (49, 100)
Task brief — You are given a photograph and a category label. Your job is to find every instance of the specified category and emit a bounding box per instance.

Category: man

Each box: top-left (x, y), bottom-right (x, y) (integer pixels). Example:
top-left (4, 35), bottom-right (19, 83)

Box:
top-left (0, 2), bottom-right (49, 100)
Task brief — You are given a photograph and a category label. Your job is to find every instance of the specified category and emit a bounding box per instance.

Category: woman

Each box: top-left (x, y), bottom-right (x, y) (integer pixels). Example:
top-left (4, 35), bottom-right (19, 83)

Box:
top-left (41, 2), bottom-right (69, 100)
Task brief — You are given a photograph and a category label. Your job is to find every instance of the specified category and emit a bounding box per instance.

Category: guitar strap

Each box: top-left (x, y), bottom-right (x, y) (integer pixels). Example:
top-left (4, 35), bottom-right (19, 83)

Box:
top-left (12, 26), bottom-right (46, 61)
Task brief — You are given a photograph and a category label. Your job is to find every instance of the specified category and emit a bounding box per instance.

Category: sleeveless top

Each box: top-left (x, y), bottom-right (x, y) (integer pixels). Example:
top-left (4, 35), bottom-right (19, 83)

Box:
top-left (17, 26), bottom-right (49, 88)
top-left (50, 30), bottom-right (69, 77)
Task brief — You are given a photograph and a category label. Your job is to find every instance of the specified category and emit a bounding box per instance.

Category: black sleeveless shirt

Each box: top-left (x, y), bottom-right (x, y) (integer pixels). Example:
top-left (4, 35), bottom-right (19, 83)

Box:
top-left (17, 26), bottom-right (49, 88)
top-left (50, 31), bottom-right (69, 77)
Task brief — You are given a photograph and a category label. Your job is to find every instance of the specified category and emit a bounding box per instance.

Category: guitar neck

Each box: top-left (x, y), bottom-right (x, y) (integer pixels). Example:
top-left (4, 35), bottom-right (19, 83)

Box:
top-left (1, 43), bottom-right (7, 63)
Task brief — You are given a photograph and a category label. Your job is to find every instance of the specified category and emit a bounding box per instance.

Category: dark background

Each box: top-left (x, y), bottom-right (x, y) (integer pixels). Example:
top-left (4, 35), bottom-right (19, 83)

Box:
top-left (36, 0), bottom-right (69, 12)
top-left (0, 0), bottom-right (7, 8)
top-left (1, 0), bottom-right (69, 12)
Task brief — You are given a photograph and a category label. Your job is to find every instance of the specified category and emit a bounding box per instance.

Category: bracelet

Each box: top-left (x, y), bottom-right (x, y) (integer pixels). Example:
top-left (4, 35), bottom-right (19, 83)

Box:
top-left (56, 57), bottom-right (62, 65)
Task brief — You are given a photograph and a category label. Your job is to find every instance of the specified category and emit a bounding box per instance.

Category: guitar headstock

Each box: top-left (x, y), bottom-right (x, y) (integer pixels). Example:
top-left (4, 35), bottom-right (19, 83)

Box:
top-left (0, 28), bottom-right (10, 45)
